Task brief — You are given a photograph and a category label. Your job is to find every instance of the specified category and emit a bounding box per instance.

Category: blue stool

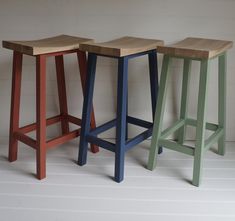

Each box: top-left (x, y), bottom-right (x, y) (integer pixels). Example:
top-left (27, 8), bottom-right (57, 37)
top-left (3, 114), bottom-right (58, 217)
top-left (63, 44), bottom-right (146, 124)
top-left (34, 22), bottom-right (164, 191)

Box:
top-left (78, 36), bottom-right (164, 182)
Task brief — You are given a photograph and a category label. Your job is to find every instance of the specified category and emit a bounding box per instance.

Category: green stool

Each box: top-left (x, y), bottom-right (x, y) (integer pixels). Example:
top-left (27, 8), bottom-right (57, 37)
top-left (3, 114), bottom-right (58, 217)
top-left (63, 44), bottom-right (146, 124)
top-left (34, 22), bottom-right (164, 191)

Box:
top-left (147, 37), bottom-right (233, 186)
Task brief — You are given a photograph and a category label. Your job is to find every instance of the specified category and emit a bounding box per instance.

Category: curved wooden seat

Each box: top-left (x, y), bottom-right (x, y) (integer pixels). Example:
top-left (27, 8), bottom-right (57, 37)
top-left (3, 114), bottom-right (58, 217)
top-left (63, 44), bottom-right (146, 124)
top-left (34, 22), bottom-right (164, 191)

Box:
top-left (79, 36), bottom-right (164, 57)
top-left (157, 37), bottom-right (233, 59)
top-left (2, 35), bottom-right (94, 55)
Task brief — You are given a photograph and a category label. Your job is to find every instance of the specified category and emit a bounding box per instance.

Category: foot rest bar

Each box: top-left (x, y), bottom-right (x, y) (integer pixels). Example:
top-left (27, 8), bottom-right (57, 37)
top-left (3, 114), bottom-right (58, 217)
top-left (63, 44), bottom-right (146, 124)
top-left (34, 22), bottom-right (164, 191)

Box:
top-left (127, 116), bottom-right (153, 128)
top-left (14, 131), bottom-right (37, 149)
top-left (159, 139), bottom-right (195, 156)
top-left (186, 118), bottom-right (218, 131)
top-left (86, 135), bottom-right (115, 152)
top-left (15, 129), bottom-right (81, 150)
top-left (204, 128), bottom-right (224, 152)
top-left (89, 119), bottom-right (117, 136)
top-left (161, 119), bottom-right (185, 139)
top-left (46, 129), bottom-right (80, 148)
top-left (125, 128), bottom-right (153, 150)
top-left (19, 115), bottom-right (62, 134)
top-left (89, 117), bottom-right (152, 137)
top-left (67, 115), bottom-right (82, 126)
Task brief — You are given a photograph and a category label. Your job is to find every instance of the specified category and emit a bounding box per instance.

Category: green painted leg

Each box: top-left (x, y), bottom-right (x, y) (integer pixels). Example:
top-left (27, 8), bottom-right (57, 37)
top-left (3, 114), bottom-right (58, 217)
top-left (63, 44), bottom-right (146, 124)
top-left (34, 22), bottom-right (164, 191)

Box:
top-left (218, 53), bottom-right (227, 156)
top-left (147, 55), bottom-right (172, 170)
top-left (193, 59), bottom-right (210, 186)
top-left (178, 59), bottom-right (192, 145)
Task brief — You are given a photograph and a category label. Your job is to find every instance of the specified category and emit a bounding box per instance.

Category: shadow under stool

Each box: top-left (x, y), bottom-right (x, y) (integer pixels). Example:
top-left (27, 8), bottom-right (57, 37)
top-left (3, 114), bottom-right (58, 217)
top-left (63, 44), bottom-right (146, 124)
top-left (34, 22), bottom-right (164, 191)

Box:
top-left (78, 36), bottom-right (164, 182)
top-left (147, 37), bottom-right (233, 186)
top-left (2, 35), bottom-right (99, 179)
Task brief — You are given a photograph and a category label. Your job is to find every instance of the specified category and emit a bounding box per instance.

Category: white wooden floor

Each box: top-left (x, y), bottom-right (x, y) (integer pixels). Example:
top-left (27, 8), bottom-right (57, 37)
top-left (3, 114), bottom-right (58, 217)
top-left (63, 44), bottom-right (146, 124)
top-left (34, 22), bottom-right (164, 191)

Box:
top-left (0, 140), bottom-right (235, 221)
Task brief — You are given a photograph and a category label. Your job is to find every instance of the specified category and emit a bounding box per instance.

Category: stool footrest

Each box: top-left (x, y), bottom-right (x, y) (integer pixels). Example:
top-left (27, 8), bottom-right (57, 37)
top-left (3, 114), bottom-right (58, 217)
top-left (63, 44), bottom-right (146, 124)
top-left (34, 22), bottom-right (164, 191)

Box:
top-left (159, 139), bottom-right (195, 156)
top-left (14, 114), bottom-right (82, 150)
top-left (14, 129), bottom-right (81, 150)
top-left (67, 115), bottom-right (82, 126)
top-left (161, 119), bottom-right (185, 139)
top-left (89, 119), bottom-right (117, 136)
top-left (19, 115), bottom-right (62, 133)
top-left (15, 131), bottom-right (37, 149)
top-left (126, 128), bottom-right (153, 150)
top-left (46, 129), bottom-right (80, 148)
top-left (18, 114), bottom-right (82, 134)
top-left (86, 116), bottom-right (153, 153)
top-left (19, 114), bottom-right (82, 134)
top-left (127, 116), bottom-right (153, 128)
top-left (159, 127), bottom-right (224, 156)
top-left (86, 127), bottom-right (152, 152)
top-left (86, 135), bottom-right (115, 152)
top-left (204, 127), bottom-right (224, 152)
top-left (185, 118), bottom-right (218, 131)
top-left (89, 116), bottom-right (153, 137)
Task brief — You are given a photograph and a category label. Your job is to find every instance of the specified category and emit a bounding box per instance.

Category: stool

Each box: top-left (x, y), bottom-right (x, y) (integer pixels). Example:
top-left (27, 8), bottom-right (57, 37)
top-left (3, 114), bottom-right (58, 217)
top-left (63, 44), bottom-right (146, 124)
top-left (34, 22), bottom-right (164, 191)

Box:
top-left (2, 35), bottom-right (99, 179)
top-left (78, 36), bottom-right (164, 182)
top-left (147, 37), bottom-right (233, 186)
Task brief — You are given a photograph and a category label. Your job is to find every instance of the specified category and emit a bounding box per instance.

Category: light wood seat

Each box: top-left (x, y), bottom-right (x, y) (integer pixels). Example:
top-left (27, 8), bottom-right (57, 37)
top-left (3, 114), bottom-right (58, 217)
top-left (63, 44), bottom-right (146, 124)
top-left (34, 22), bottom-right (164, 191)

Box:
top-left (2, 35), bottom-right (94, 56)
top-left (157, 37), bottom-right (233, 59)
top-left (79, 36), bottom-right (164, 57)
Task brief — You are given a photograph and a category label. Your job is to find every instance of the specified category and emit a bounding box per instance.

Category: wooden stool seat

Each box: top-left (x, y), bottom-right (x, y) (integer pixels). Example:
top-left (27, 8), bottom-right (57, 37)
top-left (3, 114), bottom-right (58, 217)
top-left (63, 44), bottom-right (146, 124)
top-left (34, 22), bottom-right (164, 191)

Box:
top-left (2, 35), bottom-right (93, 55)
top-left (79, 36), bottom-right (164, 57)
top-left (157, 37), bottom-right (233, 59)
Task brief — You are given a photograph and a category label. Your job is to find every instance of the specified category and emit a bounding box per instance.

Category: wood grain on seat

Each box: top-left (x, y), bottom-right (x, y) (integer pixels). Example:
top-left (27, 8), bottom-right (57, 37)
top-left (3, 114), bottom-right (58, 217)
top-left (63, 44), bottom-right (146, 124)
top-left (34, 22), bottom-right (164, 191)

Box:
top-left (157, 37), bottom-right (233, 59)
top-left (79, 36), bottom-right (164, 57)
top-left (2, 35), bottom-right (94, 55)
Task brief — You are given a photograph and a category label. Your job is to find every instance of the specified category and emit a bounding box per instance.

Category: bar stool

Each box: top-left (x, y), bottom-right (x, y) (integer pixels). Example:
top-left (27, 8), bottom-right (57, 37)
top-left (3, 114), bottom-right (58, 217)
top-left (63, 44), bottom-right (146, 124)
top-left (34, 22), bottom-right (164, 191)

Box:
top-left (78, 36), bottom-right (164, 182)
top-left (2, 35), bottom-right (99, 179)
top-left (147, 37), bottom-right (233, 186)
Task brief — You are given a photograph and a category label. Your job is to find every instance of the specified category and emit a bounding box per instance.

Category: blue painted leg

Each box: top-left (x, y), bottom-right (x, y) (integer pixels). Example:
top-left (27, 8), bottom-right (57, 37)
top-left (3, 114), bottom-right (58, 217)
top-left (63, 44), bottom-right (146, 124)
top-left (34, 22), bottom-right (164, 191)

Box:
top-left (115, 57), bottom-right (128, 182)
top-left (78, 53), bottom-right (97, 166)
top-left (126, 90), bottom-right (128, 140)
top-left (148, 50), bottom-right (162, 154)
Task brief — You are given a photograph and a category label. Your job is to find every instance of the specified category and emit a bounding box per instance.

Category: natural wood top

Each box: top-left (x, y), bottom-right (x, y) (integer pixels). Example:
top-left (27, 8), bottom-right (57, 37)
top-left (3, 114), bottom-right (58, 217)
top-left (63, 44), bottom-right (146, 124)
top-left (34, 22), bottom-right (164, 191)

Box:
top-left (2, 35), bottom-right (94, 55)
top-left (79, 36), bottom-right (164, 57)
top-left (157, 37), bottom-right (233, 59)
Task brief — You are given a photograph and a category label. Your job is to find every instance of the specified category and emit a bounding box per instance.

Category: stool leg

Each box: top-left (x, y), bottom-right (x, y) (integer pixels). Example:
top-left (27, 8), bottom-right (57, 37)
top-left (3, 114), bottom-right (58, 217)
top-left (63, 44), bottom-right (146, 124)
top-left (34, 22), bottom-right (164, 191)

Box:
top-left (178, 59), bottom-right (192, 144)
top-left (126, 91), bottom-right (128, 140)
top-left (218, 53), bottom-right (227, 156)
top-left (9, 51), bottom-right (23, 162)
top-left (115, 57), bottom-right (128, 182)
top-left (36, 55), bottom-right (47, 179)
top-left (77, 51), bottom-right (99, 153)
top-left (148, 50), bottom-right (162, 154)
top-left (193, 59), bottom-right (210, 186)
top-left (78, 53), bottom-right (97, 165)
top-left (55, 55), bottom-right (69, 134)
top-left (148, 55), bottom-right (171, 170)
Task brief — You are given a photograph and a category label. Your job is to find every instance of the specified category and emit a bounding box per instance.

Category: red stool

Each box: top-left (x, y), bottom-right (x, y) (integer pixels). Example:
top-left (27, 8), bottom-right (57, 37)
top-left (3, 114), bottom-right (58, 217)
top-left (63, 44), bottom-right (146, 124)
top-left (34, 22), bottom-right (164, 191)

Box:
top-left (2, 35), bottom-right (99, 179)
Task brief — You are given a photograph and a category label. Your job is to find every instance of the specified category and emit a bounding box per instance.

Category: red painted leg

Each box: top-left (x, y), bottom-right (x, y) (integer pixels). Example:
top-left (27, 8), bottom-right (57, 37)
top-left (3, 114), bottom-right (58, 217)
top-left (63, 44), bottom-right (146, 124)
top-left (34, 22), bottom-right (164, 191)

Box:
top-left (55, 55), bottom-right (69, 134)
top-left (9, 51), bottom-right (23, 162)
top-left (36, 55), bottom-right (47, 179)
top-left (77, 51), bottom-right (99, 153)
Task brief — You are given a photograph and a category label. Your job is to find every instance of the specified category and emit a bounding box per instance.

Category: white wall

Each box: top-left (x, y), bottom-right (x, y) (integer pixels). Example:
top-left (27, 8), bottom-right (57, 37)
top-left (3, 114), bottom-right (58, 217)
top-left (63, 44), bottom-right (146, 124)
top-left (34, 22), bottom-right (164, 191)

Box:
top-left (0, 0), bottom-right (234, 140)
